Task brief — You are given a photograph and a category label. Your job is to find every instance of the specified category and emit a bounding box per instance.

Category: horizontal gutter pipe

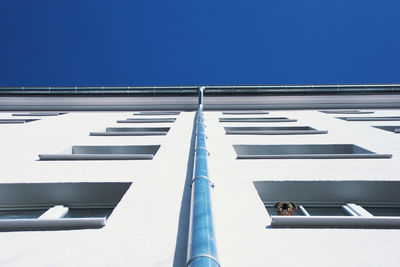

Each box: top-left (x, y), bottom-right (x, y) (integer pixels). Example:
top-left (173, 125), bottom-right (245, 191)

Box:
top-left (0, 84), bottom-right (400, 96)
top-left (187, 87), bottom-right (220, 267)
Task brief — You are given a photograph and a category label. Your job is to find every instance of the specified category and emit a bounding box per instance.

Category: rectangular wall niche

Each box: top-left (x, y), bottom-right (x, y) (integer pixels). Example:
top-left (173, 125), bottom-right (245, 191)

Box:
top-left (219, 117), bottom-right (296, 123)
top-left (0, 119), bottom-right (39, 124)
top-left (39, 145), bottom-right (160, 160)
top-left (117, 118), bottom-right (176, 123)
top-left (225, 126), bottom-right (327, 135)
top-left (0, 182), bottom-right (131, 231)
top-left (90, 127), bottom-right (170, 136)
top-left (222, 111), bottom-right (269, 115)
top-left (12, 112), bottom-right (67, 116)
top-left (338, 116), bottom-right (400, 121)
top-left (320, 110), bottom-right (374, 114)
top-left (373, 126), bottom-right (400, 134)
top-left (254, 180), bottom-right (400, 229)
top-left (233, 144), bottom-right (392, 159)
top-left (133, 111), bottom-right (180, 115)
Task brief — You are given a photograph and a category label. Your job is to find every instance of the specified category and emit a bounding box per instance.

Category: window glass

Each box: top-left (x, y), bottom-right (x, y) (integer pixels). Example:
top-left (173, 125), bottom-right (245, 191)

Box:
top-left (364, 207), bottom-right (400, 217)
top-left (303, 206), bottom-right (350, 216)
top-left (63, 208), bottom-right (114, 219)
top-left (0, 209), bottom-right (47, 219)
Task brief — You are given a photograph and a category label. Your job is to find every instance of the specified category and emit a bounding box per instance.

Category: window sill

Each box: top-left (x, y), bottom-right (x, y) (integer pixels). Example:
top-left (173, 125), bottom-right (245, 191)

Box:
top-left (270, 216), bottom-right (400, 229)
top-left (237, 154), bottom-right (392, 159)
top-left (227, 130), bottom-right (328, 135)
top-left (0, 218), bottom-right (106, 231)
top-left (39, 154), bottom-right (154, 160)
top-left (90, 131), bottom-right (168, 136)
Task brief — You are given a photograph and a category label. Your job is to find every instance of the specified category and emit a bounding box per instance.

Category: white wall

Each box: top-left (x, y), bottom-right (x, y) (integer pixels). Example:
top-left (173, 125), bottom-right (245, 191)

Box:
top-left (0, 110), bottom-right (400, 267)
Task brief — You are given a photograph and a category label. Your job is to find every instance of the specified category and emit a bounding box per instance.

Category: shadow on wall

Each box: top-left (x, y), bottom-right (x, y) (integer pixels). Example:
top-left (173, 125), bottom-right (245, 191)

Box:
top-left (172, 114), bottom-right (196, 267)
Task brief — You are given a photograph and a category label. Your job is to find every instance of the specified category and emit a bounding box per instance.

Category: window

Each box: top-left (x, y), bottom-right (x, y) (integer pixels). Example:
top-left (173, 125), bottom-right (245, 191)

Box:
top-left (132, 111), bottom-right (180, 115)
top-left (90, 127), bottom-right (170, 136)
top-left (222, 111), bottom-right (269, 115)
top-left (0, 119), bottom-right (39, 124)
top-left (320, 110), bottom-right (374, 114)
top-left (265, 204), bottom-right (351, 217)
top-left (12, 112), bottom-right (67, 116)
top-left (254, 181), bottom-right (400, 229)
top-left (338, 116), bottom-right (400, 121)
top-left (364, 207), bottom-right (400, 216)
top-left (0, 208), bottom-right (48, 219)
top-left (0, 182), bottom-right (131, 231)
top-left (39, 145), bottom-right (160, 160)
top-left (225, 126), bottom-right (327, 135)
top-left (373, 126), bottom-right (400, 134)
top-left (219, 117), bottom-right (297, 123)
top-left (62, 208), bottom-right (114, 219)
top-left (117, 118), bottom-right (176, 123)
top-left (233, 144), bottom-right (392, 159)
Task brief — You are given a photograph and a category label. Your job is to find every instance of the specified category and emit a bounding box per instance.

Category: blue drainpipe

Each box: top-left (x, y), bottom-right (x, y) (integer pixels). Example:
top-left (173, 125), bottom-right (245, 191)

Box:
top-left (187, 87), bottom-right (220, 267)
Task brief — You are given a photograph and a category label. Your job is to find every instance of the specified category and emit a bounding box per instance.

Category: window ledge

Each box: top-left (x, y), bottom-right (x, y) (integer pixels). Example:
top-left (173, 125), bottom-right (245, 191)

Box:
top-left (39, 154), bottom-right (154, 160)
top-left (227, 130), bottom-right (328, 135)
top-left (270, 216), bottom-right (400, 229)
top-left (90, 131), bottom-right (168, 136)
top-left (117, 118), bottom-right (176, 123)
top-left (0, 218), bottom-right (106, 231)
top-left (238, 154), bottom-right (392, 159)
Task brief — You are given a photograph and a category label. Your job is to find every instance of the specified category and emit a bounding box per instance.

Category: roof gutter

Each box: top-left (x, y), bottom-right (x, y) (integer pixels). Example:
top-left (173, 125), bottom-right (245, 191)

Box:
top-left (0, 84), bottom-right (399, 96)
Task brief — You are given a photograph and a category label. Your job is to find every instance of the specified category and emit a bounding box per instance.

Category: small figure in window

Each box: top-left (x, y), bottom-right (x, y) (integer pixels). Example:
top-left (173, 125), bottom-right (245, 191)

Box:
top-left (274, 201), bottom-right (297, 216)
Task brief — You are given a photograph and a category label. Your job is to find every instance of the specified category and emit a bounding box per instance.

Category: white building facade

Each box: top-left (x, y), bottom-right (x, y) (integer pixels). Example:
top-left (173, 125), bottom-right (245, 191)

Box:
top-left (0, 85), bottom-right (400, 266)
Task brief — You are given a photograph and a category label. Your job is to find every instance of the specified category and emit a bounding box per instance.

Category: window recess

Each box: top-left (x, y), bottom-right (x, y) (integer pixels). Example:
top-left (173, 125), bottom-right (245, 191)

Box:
top-left (338, 116), bottom-right (400, 121)
top-left (254, 181), bottom-right (400, 229)
top-left (219, 117), bottom-right (297, 123)
top-left (225, 126), bottom-right (327, 135)
top-left (0, 119), bottom-right (39, 124)
top-left (222, 111), bottom-right (269, 115)
top-left (117, 118), bottom-right (176, 123)
top-left (233, 144), bottom-right (392, 159)
top-left (132, 111), bottom-right (180, 115)
top-left (12, 112), bottom-right (67, 116)
top-left (39, 145), bottom-right (160, 160)
top-left (373, 126), bottom-right (400, 134)
top-left (320, 110), bottom-right (374, 114)
top-left (90, 127), bottom-right (170, 136)
top-left (0, 182), bottom-right (131, 231)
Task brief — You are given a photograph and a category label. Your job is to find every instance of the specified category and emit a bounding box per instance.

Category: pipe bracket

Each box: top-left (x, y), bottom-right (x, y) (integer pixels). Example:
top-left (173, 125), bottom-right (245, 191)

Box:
top-left (187, 254), bottom-right (221, 267)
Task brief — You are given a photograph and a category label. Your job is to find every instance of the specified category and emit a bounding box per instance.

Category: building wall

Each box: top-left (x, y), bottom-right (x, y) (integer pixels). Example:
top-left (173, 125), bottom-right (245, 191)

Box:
top-left (0, 109), bottom-right (400, 267)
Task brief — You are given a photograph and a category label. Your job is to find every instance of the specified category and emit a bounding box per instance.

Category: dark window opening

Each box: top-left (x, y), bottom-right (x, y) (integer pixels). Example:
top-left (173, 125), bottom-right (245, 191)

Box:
top-left (234, 144), bottom-right (391, 159)
top-left (12, 112), bottom-right (67, 116)
top-left (338, 116), bottom-right (400, 121)
top-left (373, 126), bottom-right (400, 133)
top-left (222, 111), bottom-right (269, 115)
top-left (0, 119), bottom-right (39, 124)
top-left (320, 110), bottom-right (374, 114)
top-left (225, 126), bottom-right (327, 135)
top-left (39, 145), bottom-right (160, 160)
top-left (117, 118), bottom-right (176, 123)
top-left (133, 111), bottom-right (180, 115)
top-left (219, 117), bottom-right (296, 123)
top-left (90, 127), bottom-right (170, 136)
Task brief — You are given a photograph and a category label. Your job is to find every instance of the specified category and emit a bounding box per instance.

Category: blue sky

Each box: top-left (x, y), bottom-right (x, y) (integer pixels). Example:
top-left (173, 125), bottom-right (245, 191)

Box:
top-left (0, 0), bottom-right (399, 86)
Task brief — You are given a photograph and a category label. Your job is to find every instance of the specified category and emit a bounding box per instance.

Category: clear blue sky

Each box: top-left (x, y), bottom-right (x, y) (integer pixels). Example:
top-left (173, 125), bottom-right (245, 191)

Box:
top-left (0, 0), bottom-right (399, 86)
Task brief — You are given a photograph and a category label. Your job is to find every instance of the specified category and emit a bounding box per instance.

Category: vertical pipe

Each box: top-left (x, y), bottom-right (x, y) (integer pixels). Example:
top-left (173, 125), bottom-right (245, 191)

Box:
top-left (187, 87), bottom-right (220, 267)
